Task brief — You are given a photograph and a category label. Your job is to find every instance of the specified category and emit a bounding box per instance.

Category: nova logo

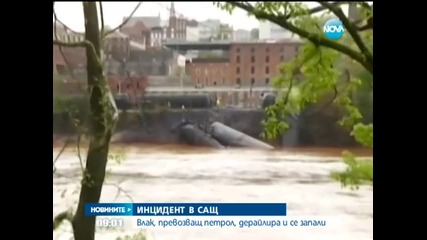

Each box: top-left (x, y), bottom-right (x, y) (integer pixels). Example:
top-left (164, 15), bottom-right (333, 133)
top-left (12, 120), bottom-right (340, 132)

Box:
top-left (323, 18), bottom-right (345, 40)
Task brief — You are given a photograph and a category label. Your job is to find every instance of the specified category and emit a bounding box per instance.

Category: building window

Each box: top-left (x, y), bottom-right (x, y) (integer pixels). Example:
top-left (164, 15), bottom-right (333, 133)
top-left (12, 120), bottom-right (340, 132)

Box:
top-left (251, 48), bottom-right (255, 53)
top-left (266, 56), bottom-right (269, 63)
top-left (236, 78), bottom-right (241, 85)
top-left (236, 47), bottom-right (240, 53)
top-left (136, 82), bottom-right (140, 89)
top-left (251, 78), bottom-right (255, 85)
top-left (251, 66), bottom-right (255, 74)
top-left (265, 78), bottom-right (270, 85)
top-left (236, 55), bottom-right (240, 63)
top-left (280, 55), bottom-right (284, 61)
top-left (265, 66), bottom-right (269, 74)
top-left (251, 56), bottom-right (255, 63)
top-left (266, 47), bottom-right (269, 52)
top-left (236, 67), bottom-right (240, 74)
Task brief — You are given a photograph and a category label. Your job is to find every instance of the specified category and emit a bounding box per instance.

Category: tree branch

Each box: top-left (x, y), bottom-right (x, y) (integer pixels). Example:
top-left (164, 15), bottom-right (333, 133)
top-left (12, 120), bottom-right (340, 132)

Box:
top-left (53, 138), bottom-right (71, 173)
top-left (303, 85), bottom-right (338, 117)
top-left (77, 134), bottom-right (85, 173)
top-left (103, 2), bottom-right (142, 38)
top-left (53, 210), bottom-right (74, 230)
top-left (53, 2), bottom-right (82, 35)
top-left (105, 181), bottom-right (134, 202)
top-left (53, 40), bottom-right (101, 64)
top-left (227, 2), bottom-right (372, 74)
top-left (53, 5), bottom-right (78, 79)
top-left (286, 2), bottom-right (346, 19)
top-left (318, 2), bottom-right (373, 70)
top-left (99, 2), bottom-right (105, 36)
top-left (53, 39), bottom-right (86, 48)
top-left (53, 3), bottom-right (100, 64)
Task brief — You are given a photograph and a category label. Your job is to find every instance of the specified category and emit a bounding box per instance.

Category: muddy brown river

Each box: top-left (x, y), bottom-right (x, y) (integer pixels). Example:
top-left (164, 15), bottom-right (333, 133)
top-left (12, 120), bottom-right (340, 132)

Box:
top-left (53, 144), bottom-right (373, 240)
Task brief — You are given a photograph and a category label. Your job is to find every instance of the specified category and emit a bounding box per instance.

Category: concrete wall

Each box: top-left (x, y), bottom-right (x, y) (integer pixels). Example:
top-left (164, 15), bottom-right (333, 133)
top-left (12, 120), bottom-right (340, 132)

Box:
top-left (53, 108), bottom-right (357, 147)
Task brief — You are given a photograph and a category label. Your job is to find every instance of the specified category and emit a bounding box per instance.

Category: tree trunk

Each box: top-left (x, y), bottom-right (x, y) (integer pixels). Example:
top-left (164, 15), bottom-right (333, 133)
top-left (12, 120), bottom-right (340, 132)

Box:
top-left (71, 2), bottom-right (118, 240)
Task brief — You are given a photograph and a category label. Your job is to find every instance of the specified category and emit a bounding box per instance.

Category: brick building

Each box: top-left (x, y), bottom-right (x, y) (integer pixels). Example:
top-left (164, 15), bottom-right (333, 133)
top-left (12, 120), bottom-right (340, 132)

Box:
top-left (186, 40), bottom-right (302, 87)
top-left (185, 59), bottom-right (231, 86)
top-left (230, 41), bottom-right (301, 86)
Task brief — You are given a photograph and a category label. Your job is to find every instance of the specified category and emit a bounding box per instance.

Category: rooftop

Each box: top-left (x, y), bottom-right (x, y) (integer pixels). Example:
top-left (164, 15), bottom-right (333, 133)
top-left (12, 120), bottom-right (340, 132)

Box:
top-left (123, 16), bottom-right (161, 29)
top-left (164, 38), bottom-right (303, 46)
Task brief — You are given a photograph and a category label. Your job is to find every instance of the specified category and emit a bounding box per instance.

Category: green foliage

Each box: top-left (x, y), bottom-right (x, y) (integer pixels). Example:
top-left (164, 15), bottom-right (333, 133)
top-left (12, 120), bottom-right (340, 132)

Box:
top-left (261, 42), bottom-right (363, 140)
top-left (351, 123), bottom-right (373, 148)
top-left (217, 2), bottom-right (373, 190)
top-left (330, 151), bottom-right (373, 190)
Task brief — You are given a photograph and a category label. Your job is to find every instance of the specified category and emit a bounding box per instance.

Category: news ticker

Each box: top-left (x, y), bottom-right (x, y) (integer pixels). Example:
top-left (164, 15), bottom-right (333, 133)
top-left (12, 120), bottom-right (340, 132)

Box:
top-left (85, 203), bottom-right (287, 216)
top-left (96, 216), bottom-right (331, 229)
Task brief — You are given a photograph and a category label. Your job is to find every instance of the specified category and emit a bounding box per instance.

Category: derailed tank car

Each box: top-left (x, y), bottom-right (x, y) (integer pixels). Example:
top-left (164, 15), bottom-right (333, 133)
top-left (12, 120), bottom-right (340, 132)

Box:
top-left (141, 93), bottom-right (216, 109)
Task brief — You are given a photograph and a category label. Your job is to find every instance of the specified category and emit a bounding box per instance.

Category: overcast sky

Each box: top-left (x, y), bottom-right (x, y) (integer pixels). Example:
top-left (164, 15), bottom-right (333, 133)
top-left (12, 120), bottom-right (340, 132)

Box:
top-left (54, 2), bottom-right (323, 32)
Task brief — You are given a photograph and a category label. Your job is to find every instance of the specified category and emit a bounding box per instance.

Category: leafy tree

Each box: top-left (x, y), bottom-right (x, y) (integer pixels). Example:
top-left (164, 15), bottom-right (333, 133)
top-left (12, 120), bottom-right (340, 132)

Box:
top-left (52, 2), bottom-right (145, 240)
top-left (217, 2), bottom-right (373, 189)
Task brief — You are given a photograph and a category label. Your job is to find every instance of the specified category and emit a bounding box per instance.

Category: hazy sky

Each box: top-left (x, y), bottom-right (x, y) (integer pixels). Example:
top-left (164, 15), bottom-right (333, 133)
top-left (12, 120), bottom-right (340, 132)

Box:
top-left (54, 2), bottom-right (321, 32)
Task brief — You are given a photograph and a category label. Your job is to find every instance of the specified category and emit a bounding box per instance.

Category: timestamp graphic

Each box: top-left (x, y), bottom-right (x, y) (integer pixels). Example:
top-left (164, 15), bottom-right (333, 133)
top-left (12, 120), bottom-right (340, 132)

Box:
top-left (96, 217), bottom-right (125, 228)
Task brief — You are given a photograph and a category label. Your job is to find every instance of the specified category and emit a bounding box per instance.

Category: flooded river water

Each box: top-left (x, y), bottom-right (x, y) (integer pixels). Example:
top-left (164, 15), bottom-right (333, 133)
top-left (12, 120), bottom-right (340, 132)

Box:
top-left (53, 144), bottom-right (373, 240)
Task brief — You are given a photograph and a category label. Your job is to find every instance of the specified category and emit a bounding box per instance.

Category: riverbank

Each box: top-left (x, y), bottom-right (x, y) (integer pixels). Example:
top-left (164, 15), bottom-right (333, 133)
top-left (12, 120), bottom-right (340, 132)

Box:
top-left (53, 108), bottom-right (358, 147)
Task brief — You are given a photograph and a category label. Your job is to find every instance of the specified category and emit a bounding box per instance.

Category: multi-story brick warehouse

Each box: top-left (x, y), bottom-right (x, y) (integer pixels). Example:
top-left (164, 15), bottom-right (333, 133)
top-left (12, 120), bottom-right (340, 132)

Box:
top-left (186, 40), bottom-right (302, 87)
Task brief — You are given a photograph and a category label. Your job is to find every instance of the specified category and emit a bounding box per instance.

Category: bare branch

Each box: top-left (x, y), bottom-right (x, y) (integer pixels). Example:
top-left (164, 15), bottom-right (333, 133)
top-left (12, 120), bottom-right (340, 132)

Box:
top-left (227, 2), bottom-right (372, 74)
top-left (318, 2), bottom-right (372, 70)
top-left (53, 4), bottom-right (100, 63)
top-left (53, 7), bottom-right (78, 79)
top-left (53, 210), bottom-right (74, 230)
top-left (99, 2), bottom-right (105, 36)
top-left (53, 39), bottom-right (101, 64)
top-left (53, 2), bottom-right (82, 35)
top-left (53, 139), bottom-right (71, 173)
top-left (103, 2), bottom-right (142, 38)
top-left (77, 134), bottom-right (85, 173)
top-left (53, 39), bottom-right (86, 48)
top-left (105, 181), bottom-right (134, 202)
